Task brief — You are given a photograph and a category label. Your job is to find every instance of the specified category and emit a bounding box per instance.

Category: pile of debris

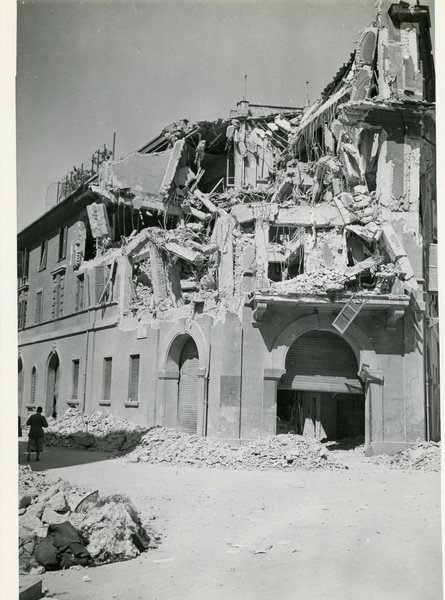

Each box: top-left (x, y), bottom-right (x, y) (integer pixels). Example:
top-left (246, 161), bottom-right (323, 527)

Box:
top-left (126, 426), bottom-right (345, 471)
top-left (19, 466), bottom-right (157, 574)
top-left (371, 441), bottom-right (441, 472)
top-left (42, 408), bottom-right (148, 452)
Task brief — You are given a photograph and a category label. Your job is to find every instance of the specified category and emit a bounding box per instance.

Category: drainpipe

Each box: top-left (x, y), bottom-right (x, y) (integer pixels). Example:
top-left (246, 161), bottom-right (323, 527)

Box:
top-left (82, 310), bottom-right (91, 413)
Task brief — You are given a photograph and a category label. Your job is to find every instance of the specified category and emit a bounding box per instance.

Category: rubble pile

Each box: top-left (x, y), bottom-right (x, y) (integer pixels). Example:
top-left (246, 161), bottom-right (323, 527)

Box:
top-left (371, 441), bottom-right (441, 472)
top-left (19, 466), bottom-right (157, 574)
top-left (127, 426), bottom-right (345, 471)
top-left (44, 408), bottom-right (148, 452)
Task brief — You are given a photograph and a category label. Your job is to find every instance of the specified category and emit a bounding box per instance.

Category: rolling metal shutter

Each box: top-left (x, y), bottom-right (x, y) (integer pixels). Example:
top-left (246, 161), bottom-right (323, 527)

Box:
top-left (177, 338), bottom-right (199, 434)
top-left (279, 330), bottom-right (362, 393)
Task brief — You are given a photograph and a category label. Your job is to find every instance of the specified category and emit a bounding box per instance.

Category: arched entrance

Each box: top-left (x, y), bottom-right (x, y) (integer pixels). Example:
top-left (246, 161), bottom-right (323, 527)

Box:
top-left (18, 357), bottom-right (24, 412)
top-left (277, 330), bottom-right (365, 441)
top-left (46, 352), bottom-right (60, 418)
top-left (177, 337), bottom-right (200, 434)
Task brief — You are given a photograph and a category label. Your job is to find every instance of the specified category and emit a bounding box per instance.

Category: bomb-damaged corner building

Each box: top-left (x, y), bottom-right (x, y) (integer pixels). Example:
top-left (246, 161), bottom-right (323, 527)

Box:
top-left (18, 1), bottom-right (438, 455)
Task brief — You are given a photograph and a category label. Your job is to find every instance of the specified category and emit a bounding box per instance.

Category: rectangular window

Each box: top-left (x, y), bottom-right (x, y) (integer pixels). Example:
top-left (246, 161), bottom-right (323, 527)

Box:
top-left (52, 272), bottom-right (65, 319)
top-left (17, 248), bottom-right (29, 281)
top-left (35, 291), bottom-right (43, 324)
top-left (102, 357), bottom-right (112, 401)
top-left (72, 359), bottom-right (80, 399)
top-left (39, 240), bottom-right (48, 270)
top-left (128, 355), bottom-right (140, 403)
top-left (58, 227), bottom-right (68, 261)
top-left (30, 368), bottom-right (37, 404)
top-left (95, 263), bottom-right (113, 304)
top-left (75, 275), bottom-right (85, 312)
top-left (18, 290), bottom-right (28, 329)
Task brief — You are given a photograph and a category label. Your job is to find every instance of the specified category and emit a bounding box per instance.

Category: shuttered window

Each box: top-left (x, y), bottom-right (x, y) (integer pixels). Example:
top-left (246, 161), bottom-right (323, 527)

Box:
top-left (95, 266), bottom-right (105, 304)
top-left (177, 338), bottom-right (200, 434)
top-left (102, 357), bottom-right (112, 401)
top-left (35, 291), bottom-right (43, 324)
top-left (39, 240), bottom-right (48, 270)
top-left (18, 290), bottom-right (28, 329)
top-left (58, 227), bottom-right (68, 260)
top-left (75, 275), bottom-right (85, 312)
top-left (72, 360), bottom-right (80, 399)
top-left (30, 368), bottom-right (37, 404)
top-left (52, 273), bottom-right (65, 319)
top-left (128, 355), bottom-right (140, 402)
top-left (279, 330), bottom-right (361, 392)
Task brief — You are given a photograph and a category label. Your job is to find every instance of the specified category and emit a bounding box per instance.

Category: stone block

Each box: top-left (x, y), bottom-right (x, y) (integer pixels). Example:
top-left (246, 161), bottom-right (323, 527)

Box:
top-left (47, 491), bottom-right (69, 514)
top-left (20, 514), bottom-right (43, 534)
top-left (42, 507), bottom-right (70, 525)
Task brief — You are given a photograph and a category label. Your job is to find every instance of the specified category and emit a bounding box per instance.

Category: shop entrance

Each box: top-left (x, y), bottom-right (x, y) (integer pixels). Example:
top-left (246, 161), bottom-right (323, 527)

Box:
top-left (277, 330), bottom-right (365, 441)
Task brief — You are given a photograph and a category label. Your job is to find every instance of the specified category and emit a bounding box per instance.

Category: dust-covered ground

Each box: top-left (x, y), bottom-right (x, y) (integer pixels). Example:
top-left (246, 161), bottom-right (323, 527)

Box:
top-left (19, 444), bottom-right (442, 600)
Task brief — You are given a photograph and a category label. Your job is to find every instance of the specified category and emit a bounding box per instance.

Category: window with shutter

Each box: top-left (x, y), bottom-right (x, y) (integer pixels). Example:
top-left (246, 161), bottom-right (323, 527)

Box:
top-left (72, 360), bottom-right (80, 398)
top-left (18, 290), bottom-right (28, 329)
top-left (35, 291), bottom-right (43, 324)
top-left (39, 240), bottom-right (48, 270)
top-left (30, 368), bottom-right (37, 404)
top-left (95, 266), bottom-right (105, 304)
top-left (102, 357), bottom-right (112, 401)
top-left (58, 227), bottom-right (68, 261)
top-left (52, 273), bottom-right (65, 319)
top-left (75, 275), bottom-right (85, 312)
top-left (17, 251), bottom-right (23, 280)
top-left (128, 355), bottom-right (140, 402)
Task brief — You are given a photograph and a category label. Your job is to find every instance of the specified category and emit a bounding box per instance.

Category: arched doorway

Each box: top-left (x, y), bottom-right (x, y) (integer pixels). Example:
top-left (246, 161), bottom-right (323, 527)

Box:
top-left (277, 330), bottom-right (364, 441)
top-left (46, 353), bottom-right (60, 418)
top-left (18, 357), bottom-right (24, 412)
top-left (177, 337), bottom-right (200, 434)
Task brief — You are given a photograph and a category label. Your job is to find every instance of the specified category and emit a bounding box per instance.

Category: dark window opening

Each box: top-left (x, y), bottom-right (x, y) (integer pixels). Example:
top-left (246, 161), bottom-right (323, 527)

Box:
top-left (102, 357), bottom-right (112, 401)
top-left (58, 226), bottom-right (68, 261)
top-left (72, 359), bottom-right (80, 399)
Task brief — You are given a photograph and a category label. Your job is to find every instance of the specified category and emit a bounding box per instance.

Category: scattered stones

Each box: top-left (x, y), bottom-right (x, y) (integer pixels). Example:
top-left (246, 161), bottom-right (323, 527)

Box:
top-left (42, 408), bottom-right (148, 452)
top-left (371, 441), bottom-right (440, 472)
top-left (18, 466), bottom-right (158, 575)
top-left (126, 427), bottom-right (346, 471)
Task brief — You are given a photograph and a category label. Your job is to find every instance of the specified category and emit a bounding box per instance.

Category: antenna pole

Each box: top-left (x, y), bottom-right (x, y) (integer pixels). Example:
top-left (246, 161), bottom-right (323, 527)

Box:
top-left (306, 81), bottom-right (310, 106)
top-left (243, 74), bottom-right (248, 101)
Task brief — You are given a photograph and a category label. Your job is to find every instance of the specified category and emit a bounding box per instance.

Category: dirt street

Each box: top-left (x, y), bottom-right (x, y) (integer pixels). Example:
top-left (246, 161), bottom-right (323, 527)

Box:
top-left (19, 447), bottom-right (442, 600)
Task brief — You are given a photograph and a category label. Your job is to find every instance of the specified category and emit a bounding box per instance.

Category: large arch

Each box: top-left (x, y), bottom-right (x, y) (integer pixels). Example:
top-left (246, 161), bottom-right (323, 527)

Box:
top-left (157, 320), bottom-right (210, 435)
top-left (263, 313), bottom-right (382, 449)
top-left (45, 350), bottom-right (61, 418)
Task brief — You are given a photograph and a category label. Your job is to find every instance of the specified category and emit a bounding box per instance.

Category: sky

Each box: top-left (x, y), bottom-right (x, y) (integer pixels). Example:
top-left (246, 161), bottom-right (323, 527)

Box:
top-left (16, 0), bottom-right (435, 231)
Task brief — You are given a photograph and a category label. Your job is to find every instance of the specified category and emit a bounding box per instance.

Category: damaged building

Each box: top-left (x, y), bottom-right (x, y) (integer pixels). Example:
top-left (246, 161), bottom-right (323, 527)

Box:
top-left (17, 0), bottom-right (438, 454)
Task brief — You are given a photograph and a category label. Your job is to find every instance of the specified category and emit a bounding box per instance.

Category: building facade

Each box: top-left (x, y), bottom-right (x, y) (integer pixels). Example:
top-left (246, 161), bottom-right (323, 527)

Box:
top-left (18, 0), bottom-right (438, 454)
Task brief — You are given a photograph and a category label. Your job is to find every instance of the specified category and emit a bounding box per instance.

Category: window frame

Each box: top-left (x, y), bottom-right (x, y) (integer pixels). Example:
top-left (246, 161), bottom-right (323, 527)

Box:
top-left (72, 359), bottom-right (80, 399)
top-left (58, 226), bottom-right (68, 261)
top-left (102, 357), bottom-right (113, 403)
top-left (39, 239), bottom-right (48, 271)
top-left (127, 354), bottom-right (140, 404)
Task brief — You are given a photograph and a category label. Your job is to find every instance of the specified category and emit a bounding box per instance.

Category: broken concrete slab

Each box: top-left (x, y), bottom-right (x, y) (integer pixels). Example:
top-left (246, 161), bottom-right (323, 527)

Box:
top-left (164, 242), bottom-right (205, 267)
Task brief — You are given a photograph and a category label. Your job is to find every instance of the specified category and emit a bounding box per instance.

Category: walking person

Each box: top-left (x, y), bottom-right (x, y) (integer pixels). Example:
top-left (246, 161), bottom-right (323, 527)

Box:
top-left (26, 406), bottom-right (48, 462)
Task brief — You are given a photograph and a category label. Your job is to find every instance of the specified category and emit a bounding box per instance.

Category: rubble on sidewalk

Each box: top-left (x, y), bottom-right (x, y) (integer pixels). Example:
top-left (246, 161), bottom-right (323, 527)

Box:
top-left (126, 426), bottom-right (346, 471)
top-left (370, 441), bottom-right (440, 472)
top-left (42, 408), bottom-right (148, 452)
top-left (19, 466), bottom-right (158, 575)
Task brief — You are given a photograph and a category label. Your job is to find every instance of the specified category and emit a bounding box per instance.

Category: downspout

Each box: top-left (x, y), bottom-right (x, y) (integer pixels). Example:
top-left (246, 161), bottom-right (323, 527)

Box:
top-left (424, 316), bottom-right (430, 441)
